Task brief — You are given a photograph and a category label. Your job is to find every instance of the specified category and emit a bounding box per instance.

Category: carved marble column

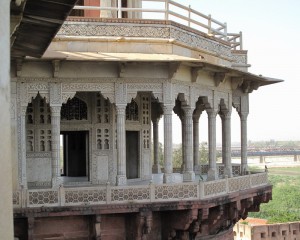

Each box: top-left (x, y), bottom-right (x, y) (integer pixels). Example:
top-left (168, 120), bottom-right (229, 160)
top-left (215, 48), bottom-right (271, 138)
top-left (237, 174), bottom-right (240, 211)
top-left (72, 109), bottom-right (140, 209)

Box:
top-left (181, 117), bottom-right (186, 172)
top-left (240, 112), bottom-right (249, 174)
top-left (163, 105), bottom-right (173, 183)
top-left (116, 105), bottom-right (127, 185)
top-left (221, 111), bottom-right (232, 177)
top-left (152, 118), bottom-right (161, 173)
top-left (19, 106), bottom-right (28, 189)
top-left (182, 107), bottom-right (195, 181)
top-left (207, 109), bottom-right (218, 180)
top-left (193, 112), bottom-right (201, 174)
top-left (51, 106), bottom-right (61, 187)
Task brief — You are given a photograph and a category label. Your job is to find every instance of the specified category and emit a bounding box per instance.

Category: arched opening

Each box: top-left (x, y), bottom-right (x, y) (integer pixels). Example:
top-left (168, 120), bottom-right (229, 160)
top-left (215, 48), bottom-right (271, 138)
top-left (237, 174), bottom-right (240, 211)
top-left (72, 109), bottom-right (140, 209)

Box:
top-left (60, 95), bottom-right (89, 178)
top-left (26, 93), bottom-right (52, 187)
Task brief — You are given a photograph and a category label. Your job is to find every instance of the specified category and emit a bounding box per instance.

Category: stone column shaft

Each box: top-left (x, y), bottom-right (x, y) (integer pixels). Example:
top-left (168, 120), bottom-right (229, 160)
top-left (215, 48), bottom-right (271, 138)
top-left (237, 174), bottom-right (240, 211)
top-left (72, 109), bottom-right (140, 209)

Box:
top-left (181, 118), bottom-right (185, 172)
top-left (51, 106), bottom-right (61, 187)
top-left (152, 118), bottom-right (161, 173)
top-left (193, 114), bottom-right (200, 174)
top-left (20, 107), bottom-right (27, 188)
top-left (163, 105), bottom-right (173, 183)
top-left (116, 105), bottom-right (127, 185)
top-left (222, 112), bottom-right (232, 177)
top-left (240, 112), bottom-right (249, 174)
top-left (183, 107), bottom-right (195, 181)
top-left (207, 109), bottom-right (218, 180)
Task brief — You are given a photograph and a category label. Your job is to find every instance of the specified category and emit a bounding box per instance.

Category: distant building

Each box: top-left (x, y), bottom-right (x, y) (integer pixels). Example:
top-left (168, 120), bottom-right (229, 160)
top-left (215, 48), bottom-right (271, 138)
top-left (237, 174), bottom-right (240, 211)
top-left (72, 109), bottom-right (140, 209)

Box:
top-left (234, 218), bottom-right (300, 240)
top-left (10, 0), bottom-right (280, 239)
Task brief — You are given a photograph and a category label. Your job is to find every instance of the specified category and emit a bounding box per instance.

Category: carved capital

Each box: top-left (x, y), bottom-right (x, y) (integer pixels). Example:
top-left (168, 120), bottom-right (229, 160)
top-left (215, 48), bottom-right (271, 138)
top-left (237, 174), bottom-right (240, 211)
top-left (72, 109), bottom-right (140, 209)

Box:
top-left (50, 106), bottom-right (61, 117)
top-left (182, 106), bottom-right (194, 118)
top-left (239, 111), bottom-right (248, 121)
top-left (220, 110), bottom-right (232, 120)
top-left (20, 106), bottom-right (27, 116)
top-left (163, 104), bottom-right (173, 115)
top-left (115, 104), bottom-right (126, 115)
top-left (206, 108), bottom-right (218, 118)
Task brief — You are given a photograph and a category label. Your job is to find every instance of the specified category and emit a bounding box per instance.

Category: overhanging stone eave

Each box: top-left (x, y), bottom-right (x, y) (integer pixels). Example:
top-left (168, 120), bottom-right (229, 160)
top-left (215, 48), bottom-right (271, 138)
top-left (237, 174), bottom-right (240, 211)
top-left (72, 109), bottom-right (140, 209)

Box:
top-left (194, 61), bottom-right (284, 86)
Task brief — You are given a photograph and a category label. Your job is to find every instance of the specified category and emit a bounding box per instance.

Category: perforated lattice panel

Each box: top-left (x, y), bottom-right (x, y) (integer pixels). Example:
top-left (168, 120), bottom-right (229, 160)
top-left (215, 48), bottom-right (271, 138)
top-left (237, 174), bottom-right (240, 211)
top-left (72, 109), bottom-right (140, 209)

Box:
top-left (204, 180), bottom-right (226, 196)
top-left (111, 187), bottom-right (150, 202)
top-left (28, 190), bottom-right (58, 206)
top-left (251, 173), bottom-right (268, 186)
top-left (65, 189), bottom-right (106, 204)
top-left (155, 184), bottom-right (197, 200)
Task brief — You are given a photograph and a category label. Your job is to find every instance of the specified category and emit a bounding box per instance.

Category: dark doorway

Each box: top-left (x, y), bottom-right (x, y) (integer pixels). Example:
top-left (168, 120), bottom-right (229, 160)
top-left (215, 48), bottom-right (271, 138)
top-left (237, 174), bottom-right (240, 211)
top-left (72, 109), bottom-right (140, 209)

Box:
top-left (61, 131), bottom-right (89, 177)
top-left (126, 131), bottom-right (139, 179)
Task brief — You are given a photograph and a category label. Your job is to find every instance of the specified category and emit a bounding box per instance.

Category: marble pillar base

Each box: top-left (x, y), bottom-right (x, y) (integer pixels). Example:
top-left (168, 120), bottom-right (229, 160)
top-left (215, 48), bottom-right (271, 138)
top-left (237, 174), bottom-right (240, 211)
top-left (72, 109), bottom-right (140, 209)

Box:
top-left (194, 165), bottom-right (201, 175)
top-left (116, 175), bottom-right (127, 186)
top-left (152, 164), bottom-right (161, 174)
top-left (163, 173), bottom-right (174, 184)
top-left (224, 166), bottom-right (232, 178)
top-left (183, 171), bottom-right (195, 182)
top-left (51, 177), bottom-right (61, 189)
top-left (207, 168), bottom-right (218, 181)
top-left (241, 165), bottom-right (250, 175)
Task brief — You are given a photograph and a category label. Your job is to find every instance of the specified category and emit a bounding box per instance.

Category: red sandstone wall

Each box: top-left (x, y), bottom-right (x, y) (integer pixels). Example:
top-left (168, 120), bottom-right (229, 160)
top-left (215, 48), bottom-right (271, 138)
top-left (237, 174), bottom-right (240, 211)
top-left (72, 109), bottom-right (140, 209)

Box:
top-left (101, 214), bottom-right (126, 240)
top-left (33, 216), bottom-right (90, 239)
top-left (84, 0), bottom-right (100, 17)
top-left (196, 228), bottom-right (234, 240)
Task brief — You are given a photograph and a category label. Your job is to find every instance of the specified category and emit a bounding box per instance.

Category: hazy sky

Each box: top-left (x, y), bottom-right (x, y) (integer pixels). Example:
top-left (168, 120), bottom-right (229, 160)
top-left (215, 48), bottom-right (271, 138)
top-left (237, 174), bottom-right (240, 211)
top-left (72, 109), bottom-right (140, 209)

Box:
top-left (153, 0), bottom-right (300, 144)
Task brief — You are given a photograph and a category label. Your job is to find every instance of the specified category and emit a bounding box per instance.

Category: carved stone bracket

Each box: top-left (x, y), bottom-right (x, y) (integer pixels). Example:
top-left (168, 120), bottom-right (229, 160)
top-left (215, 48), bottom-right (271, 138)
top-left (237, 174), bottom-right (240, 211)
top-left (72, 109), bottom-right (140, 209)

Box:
top-left (241, 80), bottom-right (261, 93)
top-left (231, 77), bottom-right (244, 90)
top-left (118, 62), bottom-right (126, 78)
top-left (214, 72), bottom-right (226, 86)
top-left (52, 60), bottom-right (61, 78)
top-left (16, 58), bottom-right (23, 77)
top-left (168, 62), bottom-right (181, 79)
top-left (191, 65), bottom-right (204, 82)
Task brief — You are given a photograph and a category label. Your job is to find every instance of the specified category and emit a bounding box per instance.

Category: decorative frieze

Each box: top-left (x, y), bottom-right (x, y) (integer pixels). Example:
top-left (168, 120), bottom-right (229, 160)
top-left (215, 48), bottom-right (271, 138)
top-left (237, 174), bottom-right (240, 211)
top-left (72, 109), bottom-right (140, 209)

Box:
top-left (57, 22), bottom-right (232, 59)
top-left (59, 23), bottom-right (170, 38)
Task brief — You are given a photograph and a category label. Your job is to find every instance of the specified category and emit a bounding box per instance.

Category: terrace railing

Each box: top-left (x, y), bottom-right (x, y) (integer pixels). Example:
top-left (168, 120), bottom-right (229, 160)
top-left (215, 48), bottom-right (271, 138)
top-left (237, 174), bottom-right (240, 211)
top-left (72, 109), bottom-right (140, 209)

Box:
top-left (13, 172), bottom-right (268, 208)
top-left (72, 0), bottom-right (243, 50)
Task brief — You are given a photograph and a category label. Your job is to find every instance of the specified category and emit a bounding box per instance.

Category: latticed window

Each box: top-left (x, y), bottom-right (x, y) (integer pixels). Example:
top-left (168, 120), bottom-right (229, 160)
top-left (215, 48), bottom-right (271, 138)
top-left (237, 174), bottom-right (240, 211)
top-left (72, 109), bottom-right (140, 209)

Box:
top-left (26, 94), bottom-right (51, 152)
top-left (126, 100), bottom-right (139, 121)
top-left (96, 93), bottom-right (110, 123)
top-left (61, 97), bottom-right (87, 120)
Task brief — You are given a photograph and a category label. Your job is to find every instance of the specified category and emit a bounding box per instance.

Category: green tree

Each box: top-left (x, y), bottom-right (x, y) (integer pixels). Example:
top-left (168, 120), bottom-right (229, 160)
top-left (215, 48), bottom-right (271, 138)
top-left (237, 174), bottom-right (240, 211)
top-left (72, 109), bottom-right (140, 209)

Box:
top-left (199, 142), bottom-right (208, 164)
top-left (172, 144), bottom-right (182, 168)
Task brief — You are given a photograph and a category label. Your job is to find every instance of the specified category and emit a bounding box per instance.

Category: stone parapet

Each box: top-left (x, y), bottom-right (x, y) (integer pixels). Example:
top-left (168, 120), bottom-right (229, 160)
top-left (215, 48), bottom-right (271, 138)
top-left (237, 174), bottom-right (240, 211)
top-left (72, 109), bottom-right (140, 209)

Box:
top-left (13, 183), bottom-right (272, 240)
top-left (13, 172), bottom-right (269, 208)
top-left (53, 18), bottom-right (234, 65)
